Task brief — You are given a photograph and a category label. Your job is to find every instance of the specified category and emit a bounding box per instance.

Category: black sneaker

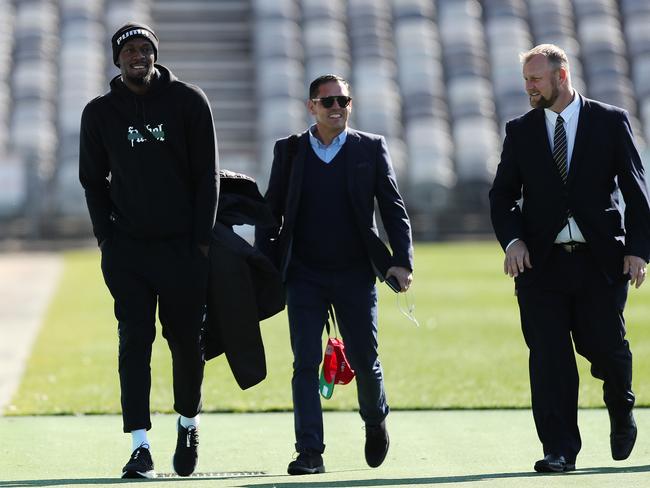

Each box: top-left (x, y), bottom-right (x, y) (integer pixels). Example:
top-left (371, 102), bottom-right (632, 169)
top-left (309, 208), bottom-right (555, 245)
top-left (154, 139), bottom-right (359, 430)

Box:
top-left (365, 420), bottom-right (390, 468)
top-left (287, 452), bottom-right (325, 475)
top-left (173, 418), bottom-right (199, 476)
top-left (122, 445), bottom-right (156, 479)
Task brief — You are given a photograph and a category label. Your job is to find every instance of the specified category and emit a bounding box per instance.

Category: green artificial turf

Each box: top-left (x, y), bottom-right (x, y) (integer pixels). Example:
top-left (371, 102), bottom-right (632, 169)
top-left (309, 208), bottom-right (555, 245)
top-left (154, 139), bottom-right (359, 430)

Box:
top-left (7, 242), bottom-right (650, 415)
top-left (2, 410), bottom-right (650, 487)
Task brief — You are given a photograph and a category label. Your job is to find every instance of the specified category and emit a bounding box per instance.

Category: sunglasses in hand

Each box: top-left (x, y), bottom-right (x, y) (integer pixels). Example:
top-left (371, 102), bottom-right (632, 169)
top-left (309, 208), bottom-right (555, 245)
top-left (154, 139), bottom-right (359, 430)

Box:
top-left (311, 96), bottom-right (352, 108)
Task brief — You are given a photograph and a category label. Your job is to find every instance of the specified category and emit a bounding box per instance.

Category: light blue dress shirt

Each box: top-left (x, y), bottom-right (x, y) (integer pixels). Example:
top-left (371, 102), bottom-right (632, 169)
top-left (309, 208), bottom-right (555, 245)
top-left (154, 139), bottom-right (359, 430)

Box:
top-left (308, 124), bottom-right (348, 163)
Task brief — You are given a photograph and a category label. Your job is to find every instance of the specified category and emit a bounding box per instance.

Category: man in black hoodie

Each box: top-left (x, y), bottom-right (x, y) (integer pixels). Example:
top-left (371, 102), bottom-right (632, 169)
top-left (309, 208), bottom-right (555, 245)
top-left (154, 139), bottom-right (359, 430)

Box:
top-left (79, 22), bottom-right (219, 479)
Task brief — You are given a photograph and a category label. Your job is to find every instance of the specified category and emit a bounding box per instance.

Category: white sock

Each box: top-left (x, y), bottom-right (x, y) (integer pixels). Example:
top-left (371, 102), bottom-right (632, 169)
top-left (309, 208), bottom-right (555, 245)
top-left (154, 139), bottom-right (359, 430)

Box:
top-left (131, 429), bottom-right (149, 452)
top-left (179, 414), bottom-right (200, 430)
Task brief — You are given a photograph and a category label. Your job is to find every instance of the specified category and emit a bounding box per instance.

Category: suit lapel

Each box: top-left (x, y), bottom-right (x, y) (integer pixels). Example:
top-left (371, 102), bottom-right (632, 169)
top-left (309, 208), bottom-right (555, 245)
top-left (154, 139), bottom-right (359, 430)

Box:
top-left (286, 131), bottom-right (309, 224)
top-left (344, 129), bottom-right (360, 198)
top-left (530, 108), bottom-right (552, 158)
top-left (567, 94), bottom-right (589, 185)
top-left (530, 108), bottom-right (562, 179)
top-left (532, 107), bottom-right (574, 186)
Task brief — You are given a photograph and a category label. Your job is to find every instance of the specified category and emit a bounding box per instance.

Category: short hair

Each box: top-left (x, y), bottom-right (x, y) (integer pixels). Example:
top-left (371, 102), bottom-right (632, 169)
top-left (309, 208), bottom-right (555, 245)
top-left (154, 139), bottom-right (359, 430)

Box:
top-left (309, 74), bottom-right (350, 99)
top-left (519, 44), bottom-right (570, 72)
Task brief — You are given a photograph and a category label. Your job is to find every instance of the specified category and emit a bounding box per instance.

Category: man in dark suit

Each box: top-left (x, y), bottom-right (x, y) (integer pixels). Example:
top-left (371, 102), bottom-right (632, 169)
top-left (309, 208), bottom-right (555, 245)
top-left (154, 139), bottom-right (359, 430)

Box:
top-left (490, 44), bottom-right (650, 473)
top-left (256, 74), bottom-right (414, 475)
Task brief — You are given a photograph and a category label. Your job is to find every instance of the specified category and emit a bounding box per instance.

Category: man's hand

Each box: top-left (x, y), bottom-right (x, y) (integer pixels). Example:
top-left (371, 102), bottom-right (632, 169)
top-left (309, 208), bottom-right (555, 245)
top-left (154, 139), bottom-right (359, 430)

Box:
top-left (504, 240), bottom-right (532, 277)
top-left (386, 266), bottom-right (413, 292)
top-left (624, 255), bottom-right (647, 289)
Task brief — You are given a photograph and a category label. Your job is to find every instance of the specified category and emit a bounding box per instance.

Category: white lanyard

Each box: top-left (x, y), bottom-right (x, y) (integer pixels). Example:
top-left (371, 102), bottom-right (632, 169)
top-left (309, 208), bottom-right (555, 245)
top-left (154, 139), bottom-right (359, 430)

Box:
top-left (395, 291), bottom-right (419, 327)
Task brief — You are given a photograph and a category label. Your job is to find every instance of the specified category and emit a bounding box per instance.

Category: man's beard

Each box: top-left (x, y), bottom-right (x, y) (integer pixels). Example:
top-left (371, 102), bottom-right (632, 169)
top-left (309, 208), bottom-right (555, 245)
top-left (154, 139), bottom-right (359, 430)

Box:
top-left (530, 82), bottom-right (559, 109)
top-left (125, 67), bottom-right (155, 86)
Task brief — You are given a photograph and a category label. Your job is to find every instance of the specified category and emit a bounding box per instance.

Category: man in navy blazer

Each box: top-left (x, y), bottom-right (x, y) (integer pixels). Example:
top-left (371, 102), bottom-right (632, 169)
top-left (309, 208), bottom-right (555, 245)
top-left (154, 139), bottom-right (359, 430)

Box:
top-left (490, 44), bottom-right (650, 473)
top-left (256, 74), bottom-right (413, 475)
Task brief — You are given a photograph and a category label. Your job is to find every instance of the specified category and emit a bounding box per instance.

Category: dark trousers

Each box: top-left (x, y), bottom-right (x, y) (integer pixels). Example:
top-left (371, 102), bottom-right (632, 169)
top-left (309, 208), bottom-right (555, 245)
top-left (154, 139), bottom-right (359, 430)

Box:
top-left (286, 262), bottom-right (388, 454)
top-left (101, 233), bottom-right (208, 432)
top-left (517, 245), bottom-right (633, 462)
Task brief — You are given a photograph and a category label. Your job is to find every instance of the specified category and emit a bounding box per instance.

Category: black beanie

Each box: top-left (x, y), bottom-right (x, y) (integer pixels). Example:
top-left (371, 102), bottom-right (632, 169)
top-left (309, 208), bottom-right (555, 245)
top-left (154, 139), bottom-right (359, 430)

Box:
top-left (111, 22), bottom-right (159, 67)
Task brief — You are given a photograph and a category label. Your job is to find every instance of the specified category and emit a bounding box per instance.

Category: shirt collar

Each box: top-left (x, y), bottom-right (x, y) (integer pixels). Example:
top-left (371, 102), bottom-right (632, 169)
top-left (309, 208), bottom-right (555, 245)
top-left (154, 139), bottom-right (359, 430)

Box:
top-left (308, 124), bottom-right (348, 148)
top-left (545, 91), bottom-right (581, 125)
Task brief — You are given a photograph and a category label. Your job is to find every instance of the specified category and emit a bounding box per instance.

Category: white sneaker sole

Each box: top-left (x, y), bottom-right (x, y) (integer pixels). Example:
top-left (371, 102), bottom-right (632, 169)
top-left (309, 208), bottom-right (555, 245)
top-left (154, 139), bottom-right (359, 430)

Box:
top-left (122, 469), bottom-right (156, 479)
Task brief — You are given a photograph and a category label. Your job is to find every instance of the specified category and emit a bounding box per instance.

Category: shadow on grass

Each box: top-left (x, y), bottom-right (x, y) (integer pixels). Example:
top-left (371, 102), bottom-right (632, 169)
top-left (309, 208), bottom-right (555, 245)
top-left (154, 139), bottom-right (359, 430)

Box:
top-left (237, 464), bottom-right (650, 487)
top-left (0, 471), bottom-right (270, 487)
top-left (3, 466), bottom-right (650, 487)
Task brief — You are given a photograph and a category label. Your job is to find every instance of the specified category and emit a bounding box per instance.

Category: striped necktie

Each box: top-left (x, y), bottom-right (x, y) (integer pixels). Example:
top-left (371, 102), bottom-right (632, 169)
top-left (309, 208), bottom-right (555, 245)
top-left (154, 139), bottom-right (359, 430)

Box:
top-left (553, 115), bottom-right (568, 183)
top-left (553, 114), bottom-right (572, 220)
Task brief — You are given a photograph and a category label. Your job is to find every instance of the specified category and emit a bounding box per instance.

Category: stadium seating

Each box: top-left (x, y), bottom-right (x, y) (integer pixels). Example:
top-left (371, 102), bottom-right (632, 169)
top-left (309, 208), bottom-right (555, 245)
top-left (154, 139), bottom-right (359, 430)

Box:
top-left (0, 0), bottom-right (648, 239)
top-left (55, 0), bottom-right (105, 217)
top-left (621, 0), bottom-right (650, 145)
top-left (394, 3), bottom-right (454, 232)
top-left (0, 0), bottom-right (19, 217)
top-left (254, 0), bottom-right (306, 181)
top-left (7, 0), bottom-right (58, 231)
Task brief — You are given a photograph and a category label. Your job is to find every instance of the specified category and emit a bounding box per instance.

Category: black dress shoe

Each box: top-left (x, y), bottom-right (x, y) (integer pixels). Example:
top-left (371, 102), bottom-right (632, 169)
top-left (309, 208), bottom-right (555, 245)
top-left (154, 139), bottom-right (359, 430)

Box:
top-left (534, 454), bottom-right (576, 473)
top-left (287, 452), bottom-right (325, 475)
top-left (610, 411), bottom-right (637, 461)
top-left (365, 420), bottom-right (390, 468)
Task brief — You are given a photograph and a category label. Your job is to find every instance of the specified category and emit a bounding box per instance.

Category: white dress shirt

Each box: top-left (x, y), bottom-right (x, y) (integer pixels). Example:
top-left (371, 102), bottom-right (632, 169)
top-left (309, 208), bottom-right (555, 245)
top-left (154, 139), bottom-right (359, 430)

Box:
top-left (544, 93), bottom-right (586, 243)
top-left (505, 92), bottom-right (585, 251)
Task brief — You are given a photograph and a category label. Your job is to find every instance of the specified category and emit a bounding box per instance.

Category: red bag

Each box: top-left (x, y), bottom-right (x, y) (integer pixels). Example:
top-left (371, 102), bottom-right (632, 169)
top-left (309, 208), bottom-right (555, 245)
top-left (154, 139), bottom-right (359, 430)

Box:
top-left (320, 306), bottom-right (355, 397)
top-left (329, 337), bottom-right (355, 385)
top-left (322, 338), bottom-right (338, 383)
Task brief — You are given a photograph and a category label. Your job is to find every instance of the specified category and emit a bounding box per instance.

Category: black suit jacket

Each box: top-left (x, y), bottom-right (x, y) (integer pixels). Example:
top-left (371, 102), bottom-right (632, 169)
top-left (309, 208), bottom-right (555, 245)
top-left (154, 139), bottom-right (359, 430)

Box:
top-left (205, 171), bottom-right (284, 390)
top-left (490, 94), bottom-right (650, 285)
top-left (256, 128), bottom-right (413, 280)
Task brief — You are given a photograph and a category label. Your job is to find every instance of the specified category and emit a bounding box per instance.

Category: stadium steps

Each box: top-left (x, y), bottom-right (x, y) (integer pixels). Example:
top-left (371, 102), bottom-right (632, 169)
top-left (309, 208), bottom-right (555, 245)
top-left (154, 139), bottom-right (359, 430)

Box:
top-left (151, 0), bottom-right (257, 176)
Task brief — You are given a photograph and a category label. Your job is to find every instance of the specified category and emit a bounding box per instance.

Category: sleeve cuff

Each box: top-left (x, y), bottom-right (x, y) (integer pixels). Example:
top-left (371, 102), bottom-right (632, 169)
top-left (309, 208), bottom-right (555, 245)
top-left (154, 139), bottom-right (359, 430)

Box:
top-left (505, 238), bottom-right (520, 251)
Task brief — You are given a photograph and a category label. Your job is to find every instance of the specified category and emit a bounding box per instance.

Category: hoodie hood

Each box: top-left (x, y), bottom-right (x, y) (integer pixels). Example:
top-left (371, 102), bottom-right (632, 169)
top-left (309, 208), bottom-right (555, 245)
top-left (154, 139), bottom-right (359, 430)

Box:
top-left (109, 64), bottom-right (176, 99)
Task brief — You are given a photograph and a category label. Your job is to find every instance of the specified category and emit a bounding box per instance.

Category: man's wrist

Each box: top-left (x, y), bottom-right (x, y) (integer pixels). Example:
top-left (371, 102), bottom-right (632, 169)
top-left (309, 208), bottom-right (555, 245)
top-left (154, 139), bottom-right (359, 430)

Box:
top-left (505, 238), bottom-right (520, 251)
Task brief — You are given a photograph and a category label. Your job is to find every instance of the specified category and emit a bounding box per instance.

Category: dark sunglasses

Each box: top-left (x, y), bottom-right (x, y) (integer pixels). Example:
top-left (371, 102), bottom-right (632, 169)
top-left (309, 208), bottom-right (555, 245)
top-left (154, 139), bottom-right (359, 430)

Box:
top-left (311, 96), bottom-right (352, 108)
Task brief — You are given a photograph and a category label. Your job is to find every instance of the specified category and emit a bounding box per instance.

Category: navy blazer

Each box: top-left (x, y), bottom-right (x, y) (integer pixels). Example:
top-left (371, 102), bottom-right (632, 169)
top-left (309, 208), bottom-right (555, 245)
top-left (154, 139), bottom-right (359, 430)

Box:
top-left (490, 95), bottom-right (650, 285)
top-left (256, 128), bottom-right (413, 281)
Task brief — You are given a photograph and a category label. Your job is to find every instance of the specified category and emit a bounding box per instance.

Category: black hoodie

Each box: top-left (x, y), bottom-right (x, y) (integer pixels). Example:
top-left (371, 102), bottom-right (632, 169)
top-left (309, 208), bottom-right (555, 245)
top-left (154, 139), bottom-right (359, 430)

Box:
top-left (79, 64), bottom-right (219, 246)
